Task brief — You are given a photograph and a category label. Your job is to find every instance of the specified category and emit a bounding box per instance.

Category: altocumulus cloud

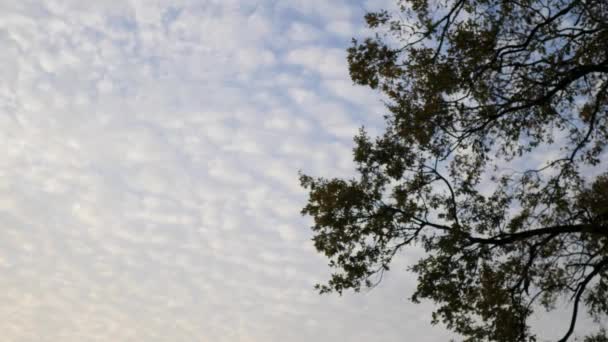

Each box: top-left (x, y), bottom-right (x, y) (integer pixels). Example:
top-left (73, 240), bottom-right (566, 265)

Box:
top-left (0, 1), bottom-right (458, 341)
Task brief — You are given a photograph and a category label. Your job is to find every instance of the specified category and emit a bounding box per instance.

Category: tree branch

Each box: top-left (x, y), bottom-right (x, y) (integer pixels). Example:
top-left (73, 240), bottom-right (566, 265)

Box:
top-left (468, 224), bottom-right (607, 246)
top-left (558, 258), bottom-right (608, 342)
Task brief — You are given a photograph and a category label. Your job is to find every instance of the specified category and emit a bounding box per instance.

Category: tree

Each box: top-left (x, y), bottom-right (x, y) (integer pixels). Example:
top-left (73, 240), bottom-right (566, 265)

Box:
top-left (300, 0), bottom-right (608, 341)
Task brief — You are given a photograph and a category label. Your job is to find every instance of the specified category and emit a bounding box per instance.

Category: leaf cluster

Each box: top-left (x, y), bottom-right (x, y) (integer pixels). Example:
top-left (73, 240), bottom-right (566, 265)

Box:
top-left (301, 0), bottom-right (608, 340)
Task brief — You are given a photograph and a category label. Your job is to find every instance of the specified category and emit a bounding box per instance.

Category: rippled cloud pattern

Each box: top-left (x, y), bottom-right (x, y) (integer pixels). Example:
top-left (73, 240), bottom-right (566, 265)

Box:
top-left (0, 1), bottom-right (461, 341)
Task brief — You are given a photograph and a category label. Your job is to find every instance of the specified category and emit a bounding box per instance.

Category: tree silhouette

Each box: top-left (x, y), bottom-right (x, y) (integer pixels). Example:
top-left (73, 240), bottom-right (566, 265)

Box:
top-left (301, 0), bottom-right (608, 340)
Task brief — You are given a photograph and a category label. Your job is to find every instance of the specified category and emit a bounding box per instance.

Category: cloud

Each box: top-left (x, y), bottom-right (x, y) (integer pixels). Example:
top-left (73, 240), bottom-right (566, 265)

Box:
top-left (275, 0), bottom-right (353, 21)
top-left (0, 1), bottom-right (426, 341)
top-left (285, 46), bottom-right (349, 80)
top-left (287, 21), bottom-right (322, 43)
top-left (4, 1), bottom-right (596, 342)
top-left (326, 19), bottom-right (357, 37)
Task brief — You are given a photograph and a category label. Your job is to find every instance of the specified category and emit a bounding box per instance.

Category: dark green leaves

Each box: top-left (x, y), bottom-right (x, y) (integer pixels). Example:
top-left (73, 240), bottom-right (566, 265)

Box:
top-left (301, 0), bottom-right (608, 340)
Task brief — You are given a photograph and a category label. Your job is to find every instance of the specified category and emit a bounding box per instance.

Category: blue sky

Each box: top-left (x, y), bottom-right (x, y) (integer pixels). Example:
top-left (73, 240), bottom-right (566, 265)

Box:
top-left (0, 1), bottom-right (600, 341)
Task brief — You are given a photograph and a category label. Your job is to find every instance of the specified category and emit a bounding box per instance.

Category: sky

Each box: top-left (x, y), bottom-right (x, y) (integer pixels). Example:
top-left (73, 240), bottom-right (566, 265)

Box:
top-left (0, 1), bottom-right (602, 341)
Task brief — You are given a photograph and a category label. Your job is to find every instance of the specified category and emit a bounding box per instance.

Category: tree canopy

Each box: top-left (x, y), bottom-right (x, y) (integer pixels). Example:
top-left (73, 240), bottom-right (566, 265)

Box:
top-left (300, 0), bottom-right (608, 340)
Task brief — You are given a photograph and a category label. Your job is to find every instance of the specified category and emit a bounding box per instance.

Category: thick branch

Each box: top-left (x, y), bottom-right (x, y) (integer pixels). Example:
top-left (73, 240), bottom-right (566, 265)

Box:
top-left (468, 224), bottom-right (607, 246)
top-left (558, 258), bottom-right (608, 342)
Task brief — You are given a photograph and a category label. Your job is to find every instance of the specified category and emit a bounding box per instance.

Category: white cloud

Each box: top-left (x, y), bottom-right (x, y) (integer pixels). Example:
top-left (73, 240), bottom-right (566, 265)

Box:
top-left (274, 1), bottom-right (348, 20)
top-left (5, 1), bottom-right (592, 342)
top-left (0, 1), bottom-right (416, 340)
top-left (287, 21), bottom-right (322, 42)
top-left (323, 78), bottom-right (380, 108)
top-left (285, 46), bottom-right (349, 80)
top-left (326, 19), bottom-right (357, 37)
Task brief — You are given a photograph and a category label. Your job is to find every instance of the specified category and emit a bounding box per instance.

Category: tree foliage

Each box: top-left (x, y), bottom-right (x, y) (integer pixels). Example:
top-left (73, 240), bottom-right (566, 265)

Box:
top-left (300, 0), bottom-right (608, 340)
